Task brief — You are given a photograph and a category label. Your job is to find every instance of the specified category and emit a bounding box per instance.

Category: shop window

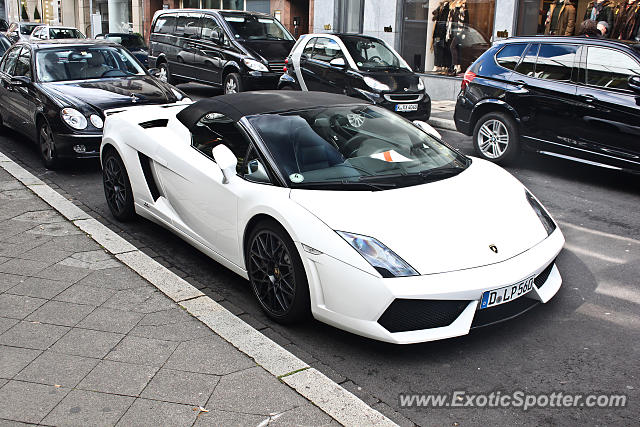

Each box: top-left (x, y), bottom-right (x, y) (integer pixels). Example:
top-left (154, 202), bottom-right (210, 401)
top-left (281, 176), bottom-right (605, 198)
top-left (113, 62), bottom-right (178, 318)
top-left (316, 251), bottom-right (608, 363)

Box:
top-left (336, 0), bottom-right (365, 33)
top-left (515, 43), bottom-right (539, 77)
top-left (535, 43), bottom-right (578, 81)
top-left (495, 43), bottom-right (527, 70)
top-left (586, 47), bottom-right (640, 91)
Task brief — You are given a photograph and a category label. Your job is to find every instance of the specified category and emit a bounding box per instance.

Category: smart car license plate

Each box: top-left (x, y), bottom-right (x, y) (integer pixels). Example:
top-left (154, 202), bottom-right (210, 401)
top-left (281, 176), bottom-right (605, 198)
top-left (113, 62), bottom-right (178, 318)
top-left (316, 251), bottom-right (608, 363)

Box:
top-left (395, 104), bottom-right (418, 112)
top-left (480, 276), bottom-right (534, 309)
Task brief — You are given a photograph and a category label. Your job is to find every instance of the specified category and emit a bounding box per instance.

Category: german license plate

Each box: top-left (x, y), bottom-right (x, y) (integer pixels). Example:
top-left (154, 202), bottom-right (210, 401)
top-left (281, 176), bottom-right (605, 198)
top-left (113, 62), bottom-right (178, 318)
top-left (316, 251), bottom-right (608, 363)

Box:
top-left (480, 276), bottom-right (534, 309)
top-left (395, 103), bottom-right (418, 112)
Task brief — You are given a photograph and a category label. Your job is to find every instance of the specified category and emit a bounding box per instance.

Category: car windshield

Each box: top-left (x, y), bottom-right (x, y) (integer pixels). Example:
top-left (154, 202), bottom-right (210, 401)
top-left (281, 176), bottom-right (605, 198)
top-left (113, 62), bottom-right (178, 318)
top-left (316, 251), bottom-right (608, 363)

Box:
top-left (341, 36), bottom-right (410, 71)
top-left (105, 34), bottom-right (146, 50)
top-left (49, 28), bottom-right (85, 39)
top-left (248, 105), bottom-right (469, 190)
top-left (222, 14), bottom-right (293, 41)
top-left (20, 24), bottom-right (39, 35)
top-left (35, 46), bottom-right (146, 82)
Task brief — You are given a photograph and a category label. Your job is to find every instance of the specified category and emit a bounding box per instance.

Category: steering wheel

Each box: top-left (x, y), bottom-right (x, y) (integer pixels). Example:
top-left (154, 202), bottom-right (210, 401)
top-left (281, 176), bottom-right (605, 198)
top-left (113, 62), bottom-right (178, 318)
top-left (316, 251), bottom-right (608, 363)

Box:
top-left (340, 134), bottom-right (372, 157)
top-left (368, 56), bottom-right (382, 63)
top-left (329, 115), bottom-right (355, 141)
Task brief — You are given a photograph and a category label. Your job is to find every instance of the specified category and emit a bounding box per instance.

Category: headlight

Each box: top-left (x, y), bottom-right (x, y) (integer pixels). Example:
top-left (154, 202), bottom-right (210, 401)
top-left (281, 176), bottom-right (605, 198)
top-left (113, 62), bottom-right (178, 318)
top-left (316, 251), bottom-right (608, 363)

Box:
top-left (417, 79), bottom-right (425, 91)
top-left (526, 190), bottom-right (556, 236)
top-left (337, 231), bottom-right (418, 278)
top-left (363, 76), bottom-right (390, 92)
top-left (89, 114), bottom-right (103, 129)
top-left (243, 58), bottom-right (269, 72)
top-left (61, 108), bottom-right (87, 130)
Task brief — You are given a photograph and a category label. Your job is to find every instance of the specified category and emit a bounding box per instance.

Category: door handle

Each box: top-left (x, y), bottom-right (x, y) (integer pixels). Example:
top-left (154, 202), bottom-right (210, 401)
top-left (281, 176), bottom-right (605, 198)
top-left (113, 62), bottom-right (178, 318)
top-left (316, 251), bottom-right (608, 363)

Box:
top-left (580, 94), bottom-right (596, 103)
top-left (513, 79), bottom-right (527, 88)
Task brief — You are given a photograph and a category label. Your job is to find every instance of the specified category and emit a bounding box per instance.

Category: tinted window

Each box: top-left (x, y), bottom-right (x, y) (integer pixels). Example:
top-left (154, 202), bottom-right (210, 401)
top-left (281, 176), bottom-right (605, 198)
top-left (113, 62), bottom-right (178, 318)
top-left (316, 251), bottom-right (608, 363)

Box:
top-left (515, 43), bottom-right (538, 77)
top-left (201, 16), bottom-right (224, 43)
top-left (535, 44), bottom-right (577, 81)
top-left (303, 37), bottom-right (316, 57)
top-left (154, 14), bottom-right (176, 34)
top-left (13, 48), bottom-right (31, 78)
top-left (20, 24), bottom-right (38, 35)
top-left (496, 43), bottom-right (527, 70)
top-left (311, 38), bottom-right (344, 63)
top-left (49, 28), bottom-right (85, 39)
top-left (586, 46), bottom-right (640, 91)
top-left (176, 14), bottom-right (200, 38)
top-left (222, 14), bottom-right (293, 41)
top-left (341, 36), bottom-right (408, 71)
top-left (0, 47), bottom-right (20, 74)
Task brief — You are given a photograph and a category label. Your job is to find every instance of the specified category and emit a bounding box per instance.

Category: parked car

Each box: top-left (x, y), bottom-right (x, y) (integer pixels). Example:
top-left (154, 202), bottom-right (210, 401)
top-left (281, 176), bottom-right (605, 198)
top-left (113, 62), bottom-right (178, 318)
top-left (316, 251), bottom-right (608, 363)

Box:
top-left (5, 22), bottom-right (40, 43)
top-left (0, 19), bottom-right (8, 33)
top-left (279, 33), bottom-right (431, 121)
top-left (95, 33), bottom-right (148, 67)
top-left (0, 39), bottom-right (189, 169)
top-left (30, 25), bottom-right (86, 41)
top-left (454, 36), bottom-right (640, 173)
top-left (149, 9), bottom-right (295, 93)
top-left (0, 33), bottom-right (11, 57)
top-left (100, 90), bottom-right (564, 344)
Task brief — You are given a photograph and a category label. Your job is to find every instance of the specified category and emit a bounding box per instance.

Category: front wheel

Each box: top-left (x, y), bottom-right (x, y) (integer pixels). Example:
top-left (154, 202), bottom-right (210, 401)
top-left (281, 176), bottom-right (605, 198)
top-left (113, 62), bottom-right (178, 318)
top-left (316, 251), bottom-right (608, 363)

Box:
top-left (102, 150), bottom-right (135, 221)
top-left (246, 220), bottom-right (310, 323)
top-left (157, 62), bottom-right (171, 84)
top-left (38, 121), bottom-right (60, 169)
top-left (472, 112), bottom-right (520, 165)
top-left (224, 73), bottom-right (243, 94)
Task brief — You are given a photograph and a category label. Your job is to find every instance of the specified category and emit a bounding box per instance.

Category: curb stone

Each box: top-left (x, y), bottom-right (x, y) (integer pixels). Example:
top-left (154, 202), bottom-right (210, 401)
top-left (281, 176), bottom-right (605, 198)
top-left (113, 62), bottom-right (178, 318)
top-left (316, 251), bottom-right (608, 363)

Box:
top-left (428, 117), bottom-right (456, 131)
top-left (0, 149), bottom-right (398, 427)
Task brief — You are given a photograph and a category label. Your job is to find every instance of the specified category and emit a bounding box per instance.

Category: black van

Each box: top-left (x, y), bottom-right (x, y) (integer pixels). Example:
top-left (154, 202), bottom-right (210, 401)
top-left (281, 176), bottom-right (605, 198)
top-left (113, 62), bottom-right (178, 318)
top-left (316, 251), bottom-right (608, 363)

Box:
top-left (149, 9), bottom-right (295, 93)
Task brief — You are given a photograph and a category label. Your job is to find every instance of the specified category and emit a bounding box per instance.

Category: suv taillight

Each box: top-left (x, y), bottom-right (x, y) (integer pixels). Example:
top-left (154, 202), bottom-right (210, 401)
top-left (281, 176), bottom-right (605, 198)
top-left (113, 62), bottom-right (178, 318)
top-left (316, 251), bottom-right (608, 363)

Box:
top-left (461, 70), bottom-right (476, 90)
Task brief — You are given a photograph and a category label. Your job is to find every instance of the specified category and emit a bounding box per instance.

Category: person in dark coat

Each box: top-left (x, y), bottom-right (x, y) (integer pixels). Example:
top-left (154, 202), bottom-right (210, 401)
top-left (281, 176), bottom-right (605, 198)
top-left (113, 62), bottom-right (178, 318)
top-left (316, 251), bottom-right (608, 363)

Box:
top-left (583, 0), bottom-right (615, 36)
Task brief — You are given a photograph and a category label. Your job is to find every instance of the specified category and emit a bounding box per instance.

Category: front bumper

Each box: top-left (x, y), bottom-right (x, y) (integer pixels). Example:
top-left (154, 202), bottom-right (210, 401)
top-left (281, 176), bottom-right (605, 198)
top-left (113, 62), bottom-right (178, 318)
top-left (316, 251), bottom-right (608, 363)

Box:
top-left (242, 72), bottom-right (281, 91)
top-left (356, 89), bottom-right (431, 121)
top-left (301, 228), bottom-right (564, 344)
top-left (54, 133), bottom-right (102, 159)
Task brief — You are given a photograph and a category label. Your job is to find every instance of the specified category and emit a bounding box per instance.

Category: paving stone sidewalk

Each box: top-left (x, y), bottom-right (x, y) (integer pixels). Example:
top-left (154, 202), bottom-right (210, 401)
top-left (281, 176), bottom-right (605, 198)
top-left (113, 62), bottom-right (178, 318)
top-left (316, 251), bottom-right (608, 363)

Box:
top-left (0, 167), bottom-right (336, 426)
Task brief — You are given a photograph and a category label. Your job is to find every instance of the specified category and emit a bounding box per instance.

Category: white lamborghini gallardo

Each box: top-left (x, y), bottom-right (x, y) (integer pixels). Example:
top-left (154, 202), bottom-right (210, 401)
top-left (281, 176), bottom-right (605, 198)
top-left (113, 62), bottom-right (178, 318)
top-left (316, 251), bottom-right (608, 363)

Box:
top-left (100, 91), bottom-right (564, 344)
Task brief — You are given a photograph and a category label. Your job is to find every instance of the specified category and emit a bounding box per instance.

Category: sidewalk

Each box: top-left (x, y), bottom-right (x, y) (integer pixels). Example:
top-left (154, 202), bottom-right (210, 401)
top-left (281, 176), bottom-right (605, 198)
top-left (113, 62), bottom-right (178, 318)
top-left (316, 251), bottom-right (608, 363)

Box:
top-left (428, 100), bottom-right (456, 131)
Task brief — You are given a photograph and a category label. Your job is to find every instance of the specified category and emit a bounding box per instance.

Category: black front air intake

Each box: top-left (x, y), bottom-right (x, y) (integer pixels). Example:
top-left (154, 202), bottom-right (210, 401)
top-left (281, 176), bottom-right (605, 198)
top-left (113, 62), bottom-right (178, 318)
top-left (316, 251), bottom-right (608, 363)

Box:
top-left (534, 260), bottom-right (555, 290)
top-left (378, 299), bottom-right (470, 333)
top-left (471, 297), bottom-right (539, 329)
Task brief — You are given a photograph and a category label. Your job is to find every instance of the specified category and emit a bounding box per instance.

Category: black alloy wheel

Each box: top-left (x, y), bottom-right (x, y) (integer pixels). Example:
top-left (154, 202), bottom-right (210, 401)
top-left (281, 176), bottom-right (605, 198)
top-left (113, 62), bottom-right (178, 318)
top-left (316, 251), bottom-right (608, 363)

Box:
top-left (247, 221), bottom-right (310, 323)
top-left (102, 150), bottom-right (135, 221)
top-left (38, 121), bottom-right (60, 169)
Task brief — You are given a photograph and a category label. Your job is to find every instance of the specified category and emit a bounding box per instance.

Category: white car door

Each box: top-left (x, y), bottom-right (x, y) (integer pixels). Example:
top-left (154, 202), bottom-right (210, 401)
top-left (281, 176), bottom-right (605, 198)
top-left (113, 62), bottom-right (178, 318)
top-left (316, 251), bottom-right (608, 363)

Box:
top-left (153, 114), bottom-right (247, 267)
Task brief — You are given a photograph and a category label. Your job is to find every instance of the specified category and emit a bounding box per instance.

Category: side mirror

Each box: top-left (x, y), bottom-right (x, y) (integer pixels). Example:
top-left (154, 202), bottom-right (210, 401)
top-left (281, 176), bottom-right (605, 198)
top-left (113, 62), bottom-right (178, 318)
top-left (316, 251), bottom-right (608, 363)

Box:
top-left (413, 120), bottom-right (442, 139)
top-left (10, 76), bottom-right (31, 87)
top-left (329, 57), bottom-right (346, 68)
top-left (211, 144), bottom-right (237, 184)
top-left (629, 76), bottom-right (640, 94)
top-left (148, 68), bottom-right (161, 77)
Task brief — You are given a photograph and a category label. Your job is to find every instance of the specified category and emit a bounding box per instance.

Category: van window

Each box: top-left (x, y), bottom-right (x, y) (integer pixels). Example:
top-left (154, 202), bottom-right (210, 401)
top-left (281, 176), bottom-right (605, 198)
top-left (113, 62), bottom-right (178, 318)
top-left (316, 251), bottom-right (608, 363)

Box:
top-left (586, 46), bottom-right (640, 91)
top-left (176, 14), bottom-right (201, 38)
top-left (496, 43), bottom-right (527, 70)
top-left (201, 15), bottom-right (225, 44)
top-left (515, 43), bottom-right (538, 77)
top-left (154, 14), bottom-right (176, 34)
top-left (535, 44), bottom-right (577, 82)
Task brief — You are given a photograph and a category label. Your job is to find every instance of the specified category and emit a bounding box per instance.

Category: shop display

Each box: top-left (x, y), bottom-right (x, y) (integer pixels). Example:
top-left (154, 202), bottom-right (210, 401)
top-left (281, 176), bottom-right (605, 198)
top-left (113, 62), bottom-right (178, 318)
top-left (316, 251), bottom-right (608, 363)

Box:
top-left (431, 0), bottom-right (451, 72)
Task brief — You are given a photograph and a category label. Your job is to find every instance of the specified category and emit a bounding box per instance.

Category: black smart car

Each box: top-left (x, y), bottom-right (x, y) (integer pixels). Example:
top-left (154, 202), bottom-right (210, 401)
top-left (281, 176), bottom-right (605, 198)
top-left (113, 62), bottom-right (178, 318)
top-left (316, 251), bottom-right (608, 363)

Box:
top-left (149, 9), bottom-right (295, 93)
top-left (0, 39), bottom-right (188, 168)
top-left (278, 33), bottom-right (431, 121)
top-left (454, 36), bottom-right (640, 173)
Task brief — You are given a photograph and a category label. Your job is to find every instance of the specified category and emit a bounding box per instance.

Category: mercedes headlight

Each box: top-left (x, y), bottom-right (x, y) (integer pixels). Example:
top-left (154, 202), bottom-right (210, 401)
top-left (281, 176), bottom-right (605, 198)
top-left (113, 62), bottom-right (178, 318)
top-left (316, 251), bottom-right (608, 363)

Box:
top-left (89, 114), bottom-right (103, 129)
top-left (243, 58), bottom-right (269, 72)
top-left (417, 79), bottom-right (425, 91)
top-left (363, 76), bottom-right (390, 92)
top-left (526, 190), bottom-right (556, 236)
top-left (61, 108), bottom-right (87, 130)
top-left (337, 231), bottom-right (418, 278)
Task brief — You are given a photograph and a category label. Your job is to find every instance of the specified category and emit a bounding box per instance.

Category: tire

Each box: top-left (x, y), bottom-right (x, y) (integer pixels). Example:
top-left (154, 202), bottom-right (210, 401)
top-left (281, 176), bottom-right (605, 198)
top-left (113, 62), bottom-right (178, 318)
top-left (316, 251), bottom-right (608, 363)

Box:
top-left (224, 72), bottom-right (243, 94)
top-left (102, 149), bottom-right (136, 222)
top-left (246, 220), bottom-right (311, 324)
top-left (157, 62), bottom-right (172, 84)
top-left (38, 120), bottom-right (60, 170)
top-left (472, 111), bottom-right (520, 165)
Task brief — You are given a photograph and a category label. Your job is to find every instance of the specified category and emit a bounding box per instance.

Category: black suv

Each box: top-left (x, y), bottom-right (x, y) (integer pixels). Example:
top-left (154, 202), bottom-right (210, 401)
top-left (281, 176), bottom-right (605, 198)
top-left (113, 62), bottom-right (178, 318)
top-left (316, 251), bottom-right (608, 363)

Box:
top-left (454, 36), bottom-right (640, 173)
top-left (149, 9), bottom-right (295, 93)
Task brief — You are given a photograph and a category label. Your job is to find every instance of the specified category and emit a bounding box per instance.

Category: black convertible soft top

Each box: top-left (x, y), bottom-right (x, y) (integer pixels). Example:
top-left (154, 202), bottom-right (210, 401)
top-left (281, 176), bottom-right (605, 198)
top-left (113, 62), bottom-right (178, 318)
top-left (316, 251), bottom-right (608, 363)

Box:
top-left (176, 91), bottom-right (367, 131)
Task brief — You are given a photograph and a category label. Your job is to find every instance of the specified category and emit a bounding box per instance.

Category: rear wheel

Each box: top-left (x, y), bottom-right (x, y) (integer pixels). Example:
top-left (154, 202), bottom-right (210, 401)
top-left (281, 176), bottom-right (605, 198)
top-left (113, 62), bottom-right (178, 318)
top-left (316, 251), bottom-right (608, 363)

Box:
top-left (246, 220), bottom-right (310, 323)
top-left (224, 73), bottom-right (243, 94)
top-left (102, 149), bottom-right (135, 221)
top-left (38, 121), bottom-right (60, 169)
top-left (472, 111), bottom-right (520, 165)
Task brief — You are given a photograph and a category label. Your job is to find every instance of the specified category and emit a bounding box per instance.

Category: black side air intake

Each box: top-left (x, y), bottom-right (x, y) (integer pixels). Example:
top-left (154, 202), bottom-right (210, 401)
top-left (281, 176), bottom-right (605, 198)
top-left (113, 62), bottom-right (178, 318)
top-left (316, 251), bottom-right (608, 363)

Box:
top-left (139, 119), bottom-right (169, 129)
top-left (378, 299), bottom-right (470, 333)
top-left (138, 152), bottom-right (162, 201)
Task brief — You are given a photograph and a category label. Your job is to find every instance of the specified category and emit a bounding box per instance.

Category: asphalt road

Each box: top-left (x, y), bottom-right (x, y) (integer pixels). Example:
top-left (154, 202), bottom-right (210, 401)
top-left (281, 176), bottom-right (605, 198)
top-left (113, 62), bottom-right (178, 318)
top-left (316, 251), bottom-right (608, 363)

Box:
top-left (1, 85), bottom-right (638, 426)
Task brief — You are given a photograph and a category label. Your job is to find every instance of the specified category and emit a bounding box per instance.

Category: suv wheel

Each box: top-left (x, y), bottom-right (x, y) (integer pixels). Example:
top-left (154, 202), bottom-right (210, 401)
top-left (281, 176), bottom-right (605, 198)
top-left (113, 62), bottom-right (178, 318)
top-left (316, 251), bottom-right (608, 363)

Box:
top-left (473, 112), bottom-right (520, 165)
top-left (224, 73), bottom-right (243, 94)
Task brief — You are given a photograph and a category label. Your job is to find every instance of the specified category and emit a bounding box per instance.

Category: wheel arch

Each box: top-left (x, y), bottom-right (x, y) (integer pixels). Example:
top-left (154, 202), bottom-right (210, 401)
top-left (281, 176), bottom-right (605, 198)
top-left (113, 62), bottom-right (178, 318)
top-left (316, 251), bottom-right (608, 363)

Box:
top-left (242, 213), bottom-right (286, 269)
top-left (469, 100), bottom-right (520, 133)
top-left (221, 62), bottom-right (241, 85)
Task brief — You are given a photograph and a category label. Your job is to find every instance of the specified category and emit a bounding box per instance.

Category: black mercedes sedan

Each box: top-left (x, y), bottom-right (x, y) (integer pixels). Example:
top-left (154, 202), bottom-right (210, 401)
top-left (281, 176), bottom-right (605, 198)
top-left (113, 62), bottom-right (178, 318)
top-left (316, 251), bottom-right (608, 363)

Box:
top-left (0, 39), bottom-right (189, 168)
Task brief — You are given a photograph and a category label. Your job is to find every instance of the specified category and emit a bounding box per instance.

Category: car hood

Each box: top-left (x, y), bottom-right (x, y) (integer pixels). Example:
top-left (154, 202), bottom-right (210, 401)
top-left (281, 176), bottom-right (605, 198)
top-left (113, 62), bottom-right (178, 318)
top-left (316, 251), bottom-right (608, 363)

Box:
top-left (39, 75), bottom-right (178, 113)
top-left (290, 159), bottom-right (550, 275)
top-left (241, 40), bottom-right (294, 63)
top-left (360, 70), bottom-right (421, 92)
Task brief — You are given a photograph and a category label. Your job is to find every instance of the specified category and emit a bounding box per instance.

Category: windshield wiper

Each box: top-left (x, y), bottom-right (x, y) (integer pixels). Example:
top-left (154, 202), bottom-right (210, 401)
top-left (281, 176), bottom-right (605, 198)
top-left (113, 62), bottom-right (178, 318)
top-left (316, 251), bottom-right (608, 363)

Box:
top-left (292, 179), bottom-right (396, 191)
top-left (416, 166), bottom-right (466, 181)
